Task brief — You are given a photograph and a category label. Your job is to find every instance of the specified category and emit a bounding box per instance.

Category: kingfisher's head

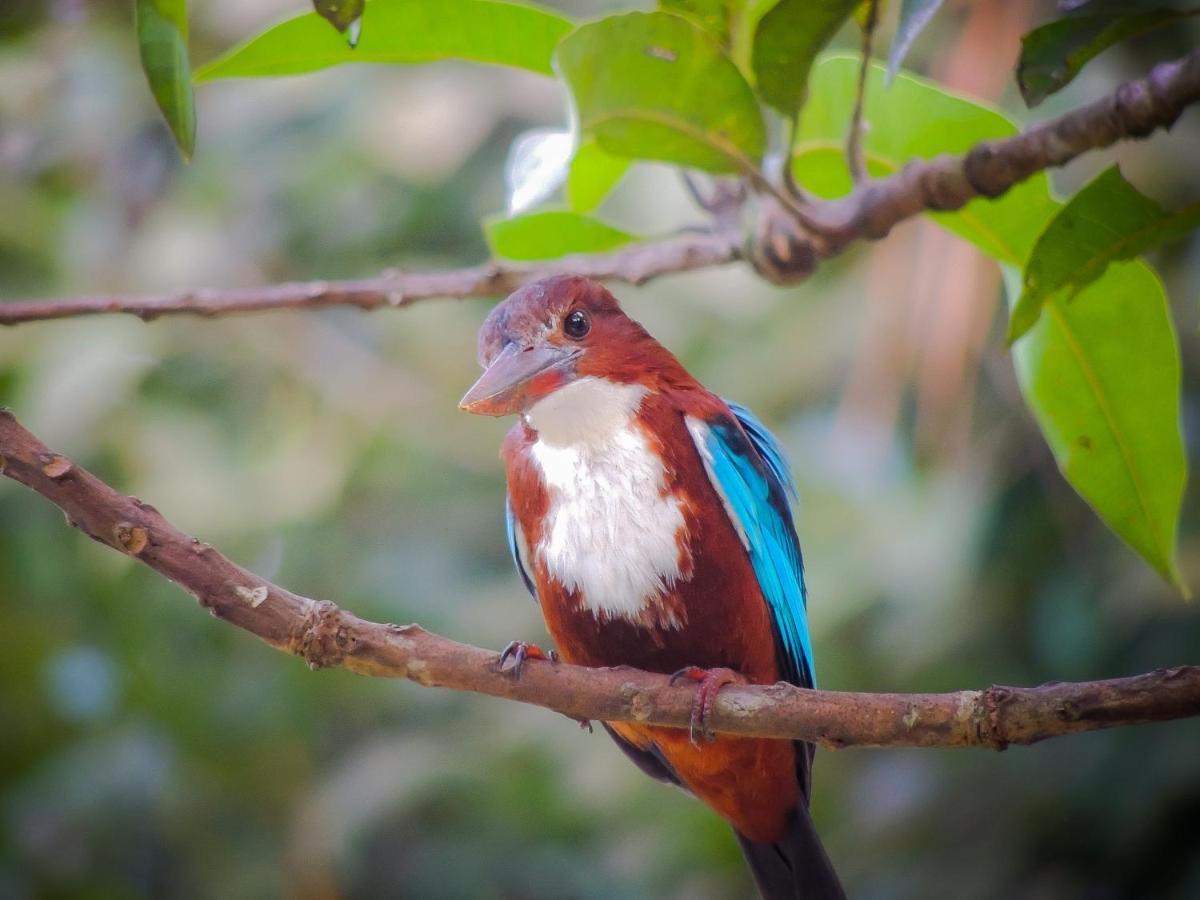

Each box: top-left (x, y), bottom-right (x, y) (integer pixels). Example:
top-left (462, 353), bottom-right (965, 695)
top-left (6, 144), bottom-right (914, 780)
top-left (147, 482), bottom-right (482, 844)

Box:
top-left (459, 275), bottom-right (660, 417)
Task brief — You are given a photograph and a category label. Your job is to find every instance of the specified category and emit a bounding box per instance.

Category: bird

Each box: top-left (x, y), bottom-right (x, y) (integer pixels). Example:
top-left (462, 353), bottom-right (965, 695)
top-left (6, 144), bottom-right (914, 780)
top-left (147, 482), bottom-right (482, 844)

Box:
top-left (459, 275), bottom-right (844, 900)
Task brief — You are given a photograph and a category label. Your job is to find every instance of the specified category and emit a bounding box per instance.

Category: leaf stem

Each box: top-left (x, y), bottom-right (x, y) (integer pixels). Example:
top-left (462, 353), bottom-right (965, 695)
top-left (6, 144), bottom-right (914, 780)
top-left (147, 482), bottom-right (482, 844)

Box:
top-left (847, 0), bottom-right (879, 184)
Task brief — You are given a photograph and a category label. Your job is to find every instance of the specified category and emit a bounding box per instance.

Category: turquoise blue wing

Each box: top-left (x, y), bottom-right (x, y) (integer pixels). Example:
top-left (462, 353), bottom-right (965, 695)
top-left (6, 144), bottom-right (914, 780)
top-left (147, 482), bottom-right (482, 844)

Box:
top-left (506, 493), bottom-right (537, 600)
top-left (688, 403), bottom-right (815, 689)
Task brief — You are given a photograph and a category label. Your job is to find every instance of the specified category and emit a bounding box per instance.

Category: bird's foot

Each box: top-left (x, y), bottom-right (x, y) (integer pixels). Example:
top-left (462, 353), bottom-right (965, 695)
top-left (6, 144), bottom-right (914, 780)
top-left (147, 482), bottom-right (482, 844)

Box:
top-left (669, 666), bottom-right (746, 746)
top-left (498, 640), bottom-right (557, 678)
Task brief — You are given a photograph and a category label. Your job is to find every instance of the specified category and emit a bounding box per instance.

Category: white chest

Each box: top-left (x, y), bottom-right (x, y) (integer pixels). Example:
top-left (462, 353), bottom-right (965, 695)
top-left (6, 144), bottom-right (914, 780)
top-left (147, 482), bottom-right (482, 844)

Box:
top-left (525, 378), bottom-right (688, 626)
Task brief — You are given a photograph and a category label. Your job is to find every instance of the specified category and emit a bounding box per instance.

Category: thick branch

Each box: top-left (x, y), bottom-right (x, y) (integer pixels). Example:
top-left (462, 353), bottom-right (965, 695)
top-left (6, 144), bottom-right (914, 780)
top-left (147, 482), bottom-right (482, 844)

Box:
top-left (2, 408), bottom-right (1197, 750)
top-left (2, 51), bottom-right (1197, 324)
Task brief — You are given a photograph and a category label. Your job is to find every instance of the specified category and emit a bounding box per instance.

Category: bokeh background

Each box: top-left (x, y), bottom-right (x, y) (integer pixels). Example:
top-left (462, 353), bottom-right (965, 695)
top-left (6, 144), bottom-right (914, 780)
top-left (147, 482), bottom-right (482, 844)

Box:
top-left (2, 1), bottom-right (1199, 898)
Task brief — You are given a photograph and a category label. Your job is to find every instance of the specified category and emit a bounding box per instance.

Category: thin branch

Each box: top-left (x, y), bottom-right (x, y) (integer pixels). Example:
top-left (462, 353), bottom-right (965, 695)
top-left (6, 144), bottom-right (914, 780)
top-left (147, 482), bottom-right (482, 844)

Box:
top-left (1, 51), bottom-right (1196, 323)
top-left (0, 232), bottom-right (741, 327)
top-left (2, 407), bottom-right (1197, 750)
top-left (846, 0), bottom-right (879, 184)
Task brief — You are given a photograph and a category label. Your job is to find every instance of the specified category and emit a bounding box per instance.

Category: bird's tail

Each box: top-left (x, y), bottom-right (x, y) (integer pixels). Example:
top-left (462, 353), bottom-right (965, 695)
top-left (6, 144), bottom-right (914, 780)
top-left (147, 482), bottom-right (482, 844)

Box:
top-left (734, 804), bottom-right (845, 900)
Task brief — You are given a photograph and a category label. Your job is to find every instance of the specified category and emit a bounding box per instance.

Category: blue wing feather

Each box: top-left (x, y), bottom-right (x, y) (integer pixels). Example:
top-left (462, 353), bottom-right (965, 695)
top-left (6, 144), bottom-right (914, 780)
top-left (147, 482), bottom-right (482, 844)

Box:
top-left (725, 401), bottom-right (798, 503)
top-left (505, 494), bottom-right (537, 600)
top-left (691, 403), bottom-right (815, 689)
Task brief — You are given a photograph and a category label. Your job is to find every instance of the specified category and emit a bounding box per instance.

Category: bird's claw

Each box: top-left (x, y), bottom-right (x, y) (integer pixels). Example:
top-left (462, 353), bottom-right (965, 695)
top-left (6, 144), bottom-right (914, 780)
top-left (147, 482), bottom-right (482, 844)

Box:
top-left (669, 666), bottom-right (746, 746)
top-left (498, 640), bottom-right (556, 677)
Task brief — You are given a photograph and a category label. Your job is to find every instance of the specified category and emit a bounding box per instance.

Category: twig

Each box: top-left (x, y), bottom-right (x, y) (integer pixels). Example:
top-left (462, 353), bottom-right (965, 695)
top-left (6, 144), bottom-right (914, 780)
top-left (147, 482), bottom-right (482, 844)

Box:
top-left (846, 0), bottom-right (879, 184)
top-left (2, 408), bottom-right (1197, 750)
top-left (0, 231), bottom-right (741, 326)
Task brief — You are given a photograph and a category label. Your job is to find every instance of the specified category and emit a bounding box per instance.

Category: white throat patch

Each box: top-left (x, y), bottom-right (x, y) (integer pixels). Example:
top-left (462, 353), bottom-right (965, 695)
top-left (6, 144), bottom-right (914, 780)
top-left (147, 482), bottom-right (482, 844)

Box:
top-left (525, 378), bottom-right (687, 627)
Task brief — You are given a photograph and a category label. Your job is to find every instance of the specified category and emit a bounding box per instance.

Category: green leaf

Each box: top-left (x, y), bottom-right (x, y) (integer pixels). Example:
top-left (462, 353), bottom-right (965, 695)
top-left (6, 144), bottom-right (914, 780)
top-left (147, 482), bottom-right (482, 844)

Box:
top-left (659, 0), bottom-right (740, 48)
top-left (313, 0), bottom-right (365, 47)
top-left (886, 0), bottom-right (944, 81)
top-left (555, 12), bottom-right (766, 175)
top-left (136, 0), bottom-right (195, 160)
top-left (484, 210), bottom-right (638, 261)
top-left (1009, 167), bottom-right (1200, 340)
top-left (566, 139), bottom-right (631, 213)
top-left (195, 0), bottom-right (573, 81)
top-left (750, 0), bottom-right (858, 117)
top-left (659, 0), bottom-right (778, 76)
top-left (1007, 262), bottom-right (1187, 588)
top-left (795, 56), bottom-right (1059, 264)
top-left (1018, 7), bottom-right (1200, 107)
top-left (797, 57), bottom-right (1187, 587)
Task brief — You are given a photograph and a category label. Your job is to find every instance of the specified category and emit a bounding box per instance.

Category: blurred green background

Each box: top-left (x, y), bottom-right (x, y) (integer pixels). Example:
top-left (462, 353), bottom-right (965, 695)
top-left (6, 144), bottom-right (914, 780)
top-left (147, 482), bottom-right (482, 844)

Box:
top-left (2, 1), bottom-right (1199, 898)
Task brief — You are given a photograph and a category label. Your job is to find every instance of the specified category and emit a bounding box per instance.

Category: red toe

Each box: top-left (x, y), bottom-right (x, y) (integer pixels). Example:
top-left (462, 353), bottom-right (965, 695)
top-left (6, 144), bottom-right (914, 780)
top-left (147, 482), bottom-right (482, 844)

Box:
top-left (669, 666), bottom-right (746, 745)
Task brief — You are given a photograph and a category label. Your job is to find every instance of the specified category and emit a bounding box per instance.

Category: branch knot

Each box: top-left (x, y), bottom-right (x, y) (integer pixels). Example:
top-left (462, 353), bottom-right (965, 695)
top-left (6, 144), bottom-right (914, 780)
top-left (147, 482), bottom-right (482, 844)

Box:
top-left (748, 198), bottom-right (818, 285)
top-left (294, 599), bottom-right (354, 670)
top-left (113, 522), bottom-right (149, 555)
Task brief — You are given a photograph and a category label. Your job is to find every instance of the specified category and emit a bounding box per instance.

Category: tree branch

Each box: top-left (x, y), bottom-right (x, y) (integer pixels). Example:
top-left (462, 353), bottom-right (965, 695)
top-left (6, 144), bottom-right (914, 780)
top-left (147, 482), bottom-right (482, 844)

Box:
top-left (0, 232), bottom-right (741, 326)
top-left (1, 50), bottom-right (1197, 324)
top-left (2, 407), bottom-right (1197, 750)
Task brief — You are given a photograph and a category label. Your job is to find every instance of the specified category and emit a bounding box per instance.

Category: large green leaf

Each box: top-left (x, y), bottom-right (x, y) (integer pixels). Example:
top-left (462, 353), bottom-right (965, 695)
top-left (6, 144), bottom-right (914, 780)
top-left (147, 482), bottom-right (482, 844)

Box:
top-left (886, 0), bottom-right (945, 80)
top-left (195, 0), bottom-right (572, 81)
top-left (796, 56), bottom-right (1187, 586)
top-left (485, 210), bottom-right (638, 261)
top-left (136, 0), bottom-right (195, 160)
top-left (795, 56), bottom-right (1058, 264)
top-left (1009, 167), bottom-right (1200, 340)
top-left (750, 0), bottom-right (858, 117)
top-left (555, 12), bottom-right (766, 175)
top-left (566, 139), bottom-right (631, 213)
top-left (1018, 7), bottom-right (1200, 107)
top-left (1008, 262), bottom-right (1186, 588)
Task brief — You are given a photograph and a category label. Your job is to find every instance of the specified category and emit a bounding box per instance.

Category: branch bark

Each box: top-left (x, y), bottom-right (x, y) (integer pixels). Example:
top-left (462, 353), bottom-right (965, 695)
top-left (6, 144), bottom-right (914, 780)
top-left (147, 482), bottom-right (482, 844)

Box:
top-left (0, 232), bottom-right (741, 326)
top-left (1, 50), bottom-right (1197, 325)
top-left (2, 407), bottom-right (1197, 750)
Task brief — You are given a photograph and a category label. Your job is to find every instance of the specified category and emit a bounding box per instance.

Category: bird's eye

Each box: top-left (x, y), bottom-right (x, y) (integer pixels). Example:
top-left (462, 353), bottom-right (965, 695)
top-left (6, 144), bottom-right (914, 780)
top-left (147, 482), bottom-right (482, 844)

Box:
top-left (563, 310), bottom-right (590, 339)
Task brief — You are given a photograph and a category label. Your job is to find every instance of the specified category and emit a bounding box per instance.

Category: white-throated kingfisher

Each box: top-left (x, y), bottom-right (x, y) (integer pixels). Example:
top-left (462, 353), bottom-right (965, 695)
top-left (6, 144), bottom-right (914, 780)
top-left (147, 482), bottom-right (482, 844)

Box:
top-left (460, 276), bottom-right (843, 899)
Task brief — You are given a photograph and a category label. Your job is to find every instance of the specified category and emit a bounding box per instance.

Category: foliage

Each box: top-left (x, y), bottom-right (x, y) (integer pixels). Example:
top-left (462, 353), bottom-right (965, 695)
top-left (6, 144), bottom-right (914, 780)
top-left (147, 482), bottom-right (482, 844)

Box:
top-left (195, 0), bottom-right (572, 80)
top-left (485, 210), bottom-right (638, 260)
top-left (556, 11), bottom-right (767, 174)
top-left (135, 0), bottom-right (194, 160)
top-left (1018, 4), bottom-right (1200, 107)
top-left (565, 139), bottom-right (631, 214)
top-left (750, 0), bottom-right (859, 118)
top-left (797, 58), bottom-right (1188, 589)
top-left (1010, 167), bottom-right (1200, 341)
top-left (1007, 259), bottom-right (1185, 588)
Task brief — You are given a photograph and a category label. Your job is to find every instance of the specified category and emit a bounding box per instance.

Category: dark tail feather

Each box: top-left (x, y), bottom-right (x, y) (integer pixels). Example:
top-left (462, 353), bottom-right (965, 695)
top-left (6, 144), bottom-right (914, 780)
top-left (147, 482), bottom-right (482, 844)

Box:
top-left (735, 805), bottom-right (846, 900)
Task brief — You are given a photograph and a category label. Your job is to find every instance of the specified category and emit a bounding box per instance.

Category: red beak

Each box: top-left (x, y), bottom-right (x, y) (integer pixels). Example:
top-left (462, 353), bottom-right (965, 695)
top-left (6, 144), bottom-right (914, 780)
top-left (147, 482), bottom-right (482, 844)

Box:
top-left (459, 343), bottom-right (580, 416)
